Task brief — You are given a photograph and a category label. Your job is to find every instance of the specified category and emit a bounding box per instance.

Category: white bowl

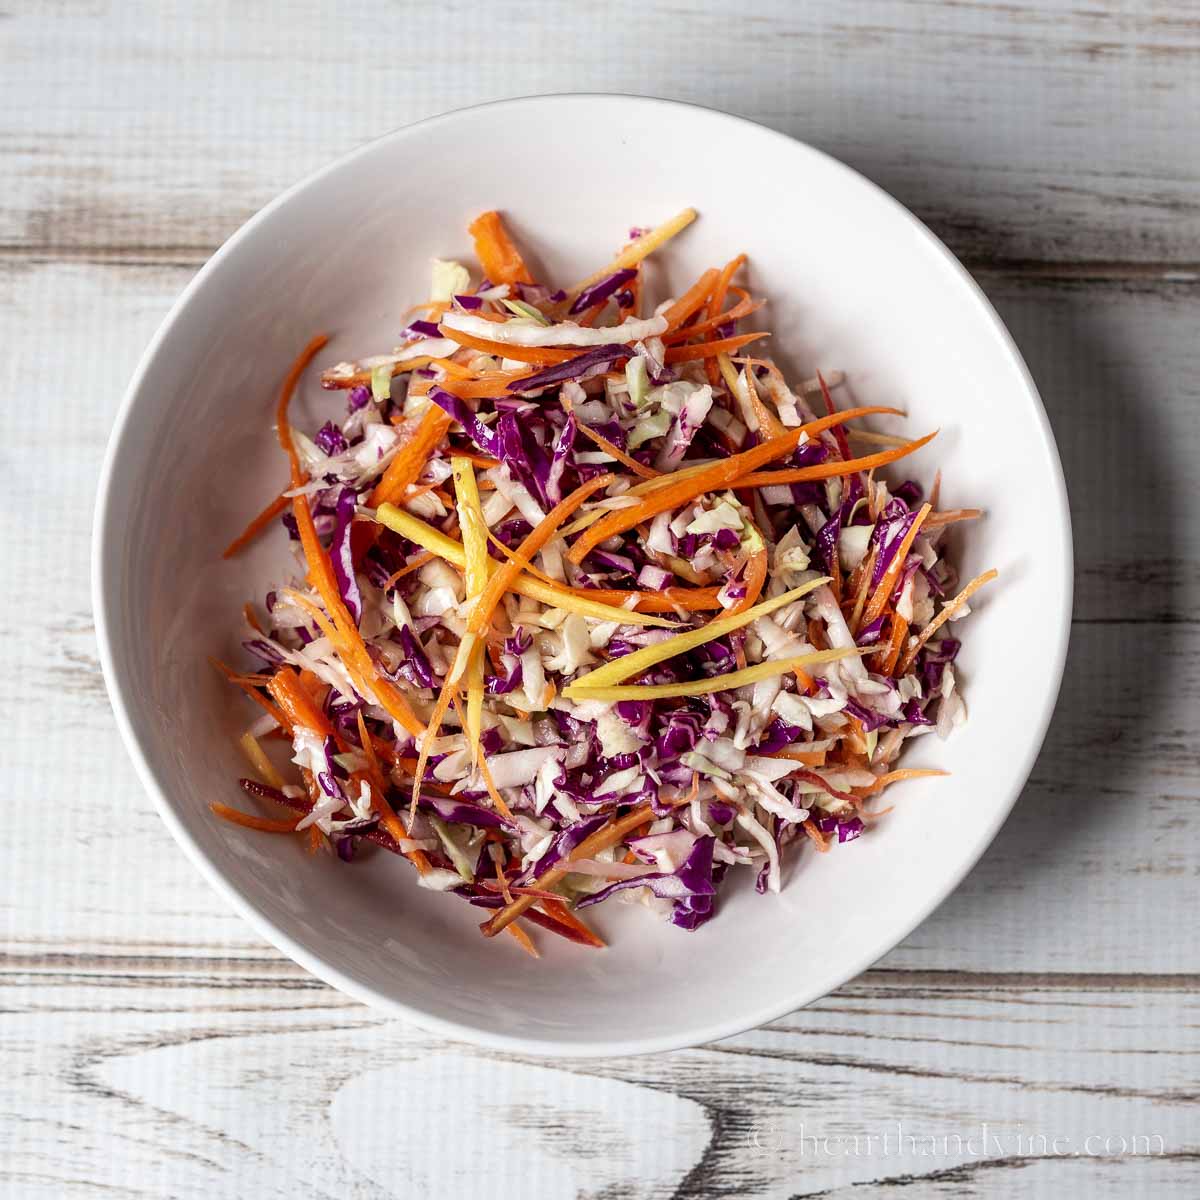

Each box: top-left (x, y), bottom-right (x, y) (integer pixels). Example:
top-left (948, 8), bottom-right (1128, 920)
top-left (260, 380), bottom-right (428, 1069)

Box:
top-left (93, 95), bottom-right (1071, 1056)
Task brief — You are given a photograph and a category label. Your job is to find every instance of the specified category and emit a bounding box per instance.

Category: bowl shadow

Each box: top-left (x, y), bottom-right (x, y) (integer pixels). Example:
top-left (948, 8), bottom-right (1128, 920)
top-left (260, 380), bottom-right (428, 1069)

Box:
top-left (877, 270), bottom-right (1187, 969)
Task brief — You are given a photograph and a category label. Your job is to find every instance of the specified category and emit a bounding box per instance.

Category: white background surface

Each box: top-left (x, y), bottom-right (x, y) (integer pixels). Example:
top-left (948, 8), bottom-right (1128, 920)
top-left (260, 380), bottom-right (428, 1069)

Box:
top-left (3, 2), bottom-right (1198, 1196)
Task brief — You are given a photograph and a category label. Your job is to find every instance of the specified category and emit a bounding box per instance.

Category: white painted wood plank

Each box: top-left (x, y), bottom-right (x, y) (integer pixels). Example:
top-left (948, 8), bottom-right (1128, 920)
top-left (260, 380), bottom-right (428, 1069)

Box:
top-left (2, 259), bottom-right (1198, 971)
top-left (1, 966), bottom-right (1194, 1198)
top-left (3, 0), bottom-right (1199, 264)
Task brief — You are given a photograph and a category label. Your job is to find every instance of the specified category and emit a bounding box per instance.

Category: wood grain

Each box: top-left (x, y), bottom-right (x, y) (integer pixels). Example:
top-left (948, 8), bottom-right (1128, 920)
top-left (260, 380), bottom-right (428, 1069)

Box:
top-left (3, 1), bottom-right (1200, 266)
top-left (2, 262), bottom-right (1198, 966)
top-left (2, 964), bottom-right (1193, 1198)
top-left (4, 2), bottom-right (1200, 1195)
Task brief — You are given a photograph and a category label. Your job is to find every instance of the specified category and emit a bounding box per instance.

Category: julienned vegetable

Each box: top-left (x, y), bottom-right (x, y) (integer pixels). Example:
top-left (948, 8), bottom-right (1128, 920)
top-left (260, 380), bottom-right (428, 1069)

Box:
top-left (216, 209), bottom-right (994, 955)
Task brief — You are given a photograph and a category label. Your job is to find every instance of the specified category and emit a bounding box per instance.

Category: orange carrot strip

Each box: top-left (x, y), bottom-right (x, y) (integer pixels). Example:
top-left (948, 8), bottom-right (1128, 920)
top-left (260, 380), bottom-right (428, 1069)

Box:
top-left (567, 426), bottom-right (810, 564)
top-left (468, 211), bottom-right (533, 285)
top-left (802, 819), bottom-right (831, 852)
top-left (452, 450), bottom-right (502, 470)
top-left (662, 294), bottom-right (763, 346)
top-left (726, 546), bottom-right (768, 618)
top-left (275, 336), bottom-right (424, 738)
top-left (732, 431), bottom-right (937, 488)
top-left (410, 683), bottom-right (457, 819)
top-left (538, 898), bottom-right (606, 949)
top-left (662, 331), bottom-right (769, 364)
top-left (661, 268), bottom-right (720, 330)
top-left (382, 552), bottom-right (436, 591)
top-left (320, 357), bottom-right (436, 390)
top-left (448, 692), bottom-right (514, 821)
top-left (242, 603), bottom-right (264, 635)
top-left (483, 532), bottom-right (718, 612)
top-left (924, 508), bottom-right (983, 530)
top-left (896, 568), bottom-right (999, 676)
top-left (368, 406), bottom-right (453, 507)
top-left (860, 504), bottom-right (932, 629)
top-left (210, 801), bottom-right (302, 834)
top-left (481, 803), bottom-right (664, 937)
top-left (437, 325), bottom-right (579, 365)
top-left (210, 658), bottom-right (288, 728)
top-left (767, 747), bottom-right (828, 767)
top-left (435, 372), bottom-right (535, 399)
top-left (505, 921), bottom-right (540, 958)
top-left (268, 667), bottom-right (335, 738)
top-left (858, 768), bottom-right (949, 796)
top-left (877, 613), bottom-right (910, 676)
top-left (847, 546), bottom-right (879, 633)
top-left (466, 474), bottom-right (616, 636)
top-left (708, 254), bottom-right (746, 323)
top-left (223, 489), bottom-right (289, 558)
top-left (574, 422), bottom-right (659, 479)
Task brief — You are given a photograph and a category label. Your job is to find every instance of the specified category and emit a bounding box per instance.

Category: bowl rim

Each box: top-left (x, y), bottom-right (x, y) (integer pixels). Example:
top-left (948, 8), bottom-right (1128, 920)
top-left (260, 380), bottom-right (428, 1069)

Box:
top-left (92, 92), bottom-right (1073, 1057)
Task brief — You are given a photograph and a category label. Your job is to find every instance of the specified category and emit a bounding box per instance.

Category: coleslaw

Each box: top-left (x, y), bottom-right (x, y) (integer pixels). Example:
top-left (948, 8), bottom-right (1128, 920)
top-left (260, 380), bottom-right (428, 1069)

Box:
top-left (213, 209), bottom-right (995, 955)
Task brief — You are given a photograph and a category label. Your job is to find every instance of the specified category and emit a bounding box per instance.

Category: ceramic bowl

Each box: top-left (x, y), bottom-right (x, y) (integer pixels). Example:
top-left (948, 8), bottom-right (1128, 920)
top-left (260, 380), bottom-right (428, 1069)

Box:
top-left (93, 95), bottom-right (1071, 1055)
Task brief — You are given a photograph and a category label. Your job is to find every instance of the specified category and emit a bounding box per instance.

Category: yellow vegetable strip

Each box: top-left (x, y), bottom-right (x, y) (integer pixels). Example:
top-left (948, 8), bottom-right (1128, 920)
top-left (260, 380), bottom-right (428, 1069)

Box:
top-left (239, 731), bottom-right (284, 790)
top-left (562, 208), bottom-right (699, 303)
top-left (463, 474), bottom-right (616, 639)
top-left (575, 577), bottom-right (830, 689)
top-left (563, 646), bottom-right (867, 701)
top-left (373, 504), bottom-right (675, 628)
top-left (451, 457), bottom-right (489, 757)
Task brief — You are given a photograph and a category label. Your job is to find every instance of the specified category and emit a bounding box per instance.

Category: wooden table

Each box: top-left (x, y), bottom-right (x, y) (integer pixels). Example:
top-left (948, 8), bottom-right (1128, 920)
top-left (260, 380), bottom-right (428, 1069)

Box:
top-left (4, 3), bottom-right (1197, 1195)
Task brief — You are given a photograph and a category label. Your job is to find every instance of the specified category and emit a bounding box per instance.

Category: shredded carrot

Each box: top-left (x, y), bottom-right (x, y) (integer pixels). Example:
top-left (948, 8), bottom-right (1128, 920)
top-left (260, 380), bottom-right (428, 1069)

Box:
top-left (274, 335), bottom-right (425, 738)
top-left (210, 658), bottom-right (289, 728)
top-left (368, 406), bottom-right (453, 508)
top-left (860, 504), bottom-right (932, 629)
top-left (924, 508), bottom-right (983, 530)
top-left (877, 613), bottom-right (910, 676)
top-left (858, 768), bottom-right (949, 796)
top-left (847, 546), bottom-right (879, 633)
top-left (661, 268), bottom-right (719, 330)
top-left (475, 748), bottom-right (515, 821)
top-left (568, 425), bottom-right (810, 564)
top-left (468, 211), bottom-right (533, 285)
top-left (210, 801), bottom-right (301, 834)
top-left (767, 747), bottom-right (828, 767)
top-left (481, 803), bottom-right (668, 937)
top-left (382, 551), bottom-right (436, 590)
top-left (267, 666), bottom-right (334, 738)
top-left (434, 371), bottom-right (535, 399)
top-left (662, 331), bottom-right (769, 364)
top-left (223, 489), bottom-right (288, 558)
top-left (320, 356), bottom-right (436, 390)
top-left (538, 898), bottom-right (606, 949)
top-left (732, 431), bottom-right (937, 489)
top-left (437, 325), bottom-right (580, 365)
top-left (575, 421), bottom-right (658, 478)
top-left (452, 450), bottom-right (502, 470)
top-left (802, 819), bottom-right (831, 852)
top-left (505, 921), bottom-right (540, 958)
top-left (242, 603), bottom-right (264, 635)
top-left (896, 568), bottom-right (998, 676)
top-left (708, 254), bottom-right (746, 323)
top-left (410, 683), bottom-right (457, 819)
top-left (465, 473), bottom-right (615, 637)
top-left (725, 546), bottom-right (768, 618)
top-left (662, 292), bottom-right (763, 347)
